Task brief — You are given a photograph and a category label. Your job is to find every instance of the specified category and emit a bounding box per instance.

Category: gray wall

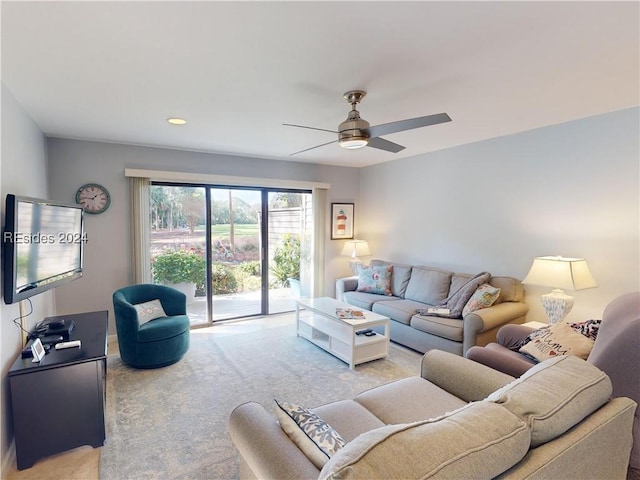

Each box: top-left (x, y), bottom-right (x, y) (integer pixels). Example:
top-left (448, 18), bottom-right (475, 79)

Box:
top-left (358, 107), bottom-right (639, 323)
top-left (0, 84), bottom-right (55, 473)
top-left (46, 139), bottom-right (361, 335)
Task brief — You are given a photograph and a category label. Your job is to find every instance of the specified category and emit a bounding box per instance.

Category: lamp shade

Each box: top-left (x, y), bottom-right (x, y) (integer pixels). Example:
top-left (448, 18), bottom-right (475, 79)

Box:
top-left (522, 256), bottom-right (597, 291)
top-left (341, 240), bottom-right (371, 258)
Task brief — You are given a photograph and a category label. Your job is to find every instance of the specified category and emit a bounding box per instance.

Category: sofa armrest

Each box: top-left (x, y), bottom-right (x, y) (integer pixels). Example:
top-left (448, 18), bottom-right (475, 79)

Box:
top-left (420, 350), bottom-right (515, 402)
top-left (229, 402), bottom-right (320, 480)
top-left (335, 276), bottom-right (358, 301)
top-left (497, 324), bottom-right (536, 349)
top-left (466, 343), bottom-right (537, 378)
top-left (462, 302), bottom-right (529, 353)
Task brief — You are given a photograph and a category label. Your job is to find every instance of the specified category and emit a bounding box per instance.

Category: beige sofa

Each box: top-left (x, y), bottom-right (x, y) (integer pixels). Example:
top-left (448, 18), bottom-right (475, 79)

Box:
top-left (336, 260), bottom-right (529, 355)
top-left (229, 350), bottom-right (637, 480)
top-left (229, 351), bottom-right (636, 479)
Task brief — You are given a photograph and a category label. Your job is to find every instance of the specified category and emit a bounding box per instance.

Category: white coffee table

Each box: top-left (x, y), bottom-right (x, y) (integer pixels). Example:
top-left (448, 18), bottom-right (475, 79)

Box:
top-left (295, 297), bottom-right (390, 369)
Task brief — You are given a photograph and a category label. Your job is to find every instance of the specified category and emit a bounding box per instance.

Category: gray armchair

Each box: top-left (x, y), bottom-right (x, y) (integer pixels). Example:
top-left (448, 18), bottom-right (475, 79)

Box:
top-left (466, 291), bottom-right (640, 470)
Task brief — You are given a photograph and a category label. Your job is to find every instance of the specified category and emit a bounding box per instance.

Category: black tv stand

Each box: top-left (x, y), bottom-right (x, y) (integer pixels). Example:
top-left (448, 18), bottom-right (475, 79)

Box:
top-left (8, 310), bottom-right (108, 470)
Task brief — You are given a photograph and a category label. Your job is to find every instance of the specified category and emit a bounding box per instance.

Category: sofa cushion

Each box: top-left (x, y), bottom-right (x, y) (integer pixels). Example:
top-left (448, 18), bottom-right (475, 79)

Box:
top-left (275, 399), bottom-right (346, 469)
top-left (404, 267), bottom-right (453, 305)
top-left (486, 355), bottom-right (612, 447)
top-left (518, 321), bottom-right (595, 362)
top-left (462, 283), bottom-right (501, 316)
top-left (372, 299), bottom-right (426, 325)
top-left (355, 376), bottom-right (466, 424)
top-left (133, 299), bottom-right (167, 325)
top-left (356, 265), bottom-right (392, 296)
top-left (319, 401), bottom-right (530, 480)
top-left (370, 260), bottom-right (413, 298)
top-left (343, 291), bottom-right (400, 311)
top-left (313, 400), bottom-right (386, 442)
top-left (410, 314), bottom-right (464, 342)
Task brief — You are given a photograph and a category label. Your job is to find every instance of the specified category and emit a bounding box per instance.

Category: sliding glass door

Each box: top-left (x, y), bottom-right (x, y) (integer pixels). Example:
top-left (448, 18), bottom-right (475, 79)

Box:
top-left (210, 187), bottom-right (262, 320)
top-left (267, 191), bottom-right (313, 314)
top-left (149, 183), bottom-right (312, 325)
top-left (149, 186), bottom-right (209, 325)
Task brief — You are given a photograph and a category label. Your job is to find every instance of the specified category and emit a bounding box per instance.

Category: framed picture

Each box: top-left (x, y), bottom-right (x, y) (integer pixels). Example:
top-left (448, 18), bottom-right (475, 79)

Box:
top-left (331, 203), bottom-right (354, 239)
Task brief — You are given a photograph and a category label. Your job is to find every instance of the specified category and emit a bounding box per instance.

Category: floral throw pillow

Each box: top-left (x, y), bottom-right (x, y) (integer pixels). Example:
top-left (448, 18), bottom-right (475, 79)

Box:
top-left (462, 283), bottom-right (501, 316)
top-left (569, 319), bottom-right (601, 340)
top-left (356, 265), bottom-right (393, 296)
top-left (275, 399), bottom-right (346, 469)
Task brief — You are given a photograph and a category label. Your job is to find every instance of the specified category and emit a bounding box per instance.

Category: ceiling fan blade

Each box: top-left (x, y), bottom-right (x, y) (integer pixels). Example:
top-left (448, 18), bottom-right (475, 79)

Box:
top-left (289, 139), bottom-right (338, 156)
top-left (367, 113), bottom-right (452, 139)
top-left (367, 136), bottom-right (405, 153)
top-left (283, 123), bottom-right (338, 134)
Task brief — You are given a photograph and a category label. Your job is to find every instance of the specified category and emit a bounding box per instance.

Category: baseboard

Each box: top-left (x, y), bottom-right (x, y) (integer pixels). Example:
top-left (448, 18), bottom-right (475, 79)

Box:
top-left (1, 441), bottom-right (16, 480)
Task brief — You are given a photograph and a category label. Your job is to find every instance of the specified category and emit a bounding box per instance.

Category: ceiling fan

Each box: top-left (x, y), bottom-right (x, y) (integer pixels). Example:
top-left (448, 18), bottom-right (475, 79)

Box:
top-left (283, 90), bottom-right (451, 156)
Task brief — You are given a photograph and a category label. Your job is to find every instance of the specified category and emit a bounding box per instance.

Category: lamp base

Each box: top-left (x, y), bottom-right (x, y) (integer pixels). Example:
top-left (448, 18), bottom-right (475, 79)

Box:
top-left (541, 289), bottom-right (575, 324)
top-left (349, 259), bottom-right (363, 275)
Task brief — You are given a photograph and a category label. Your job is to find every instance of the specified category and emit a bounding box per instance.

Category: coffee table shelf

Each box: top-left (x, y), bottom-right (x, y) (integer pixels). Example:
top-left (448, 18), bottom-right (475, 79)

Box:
top-left (295, 297), bottom-right (390, 369)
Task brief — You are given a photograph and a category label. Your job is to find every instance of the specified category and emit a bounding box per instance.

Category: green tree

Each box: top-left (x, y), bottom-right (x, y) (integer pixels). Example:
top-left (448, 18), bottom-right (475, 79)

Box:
top-left (180, 189), bottom-right (205, 233)
top-left (270, 234), bottom-right (301, 287)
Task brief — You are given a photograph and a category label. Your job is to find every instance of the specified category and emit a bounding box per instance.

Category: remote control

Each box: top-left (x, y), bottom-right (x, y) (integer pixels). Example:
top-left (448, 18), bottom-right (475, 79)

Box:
top-left (356, 329), bottom-right (372, 335)
top-left (55, 340), bottom-right (81, 350)
top-left (427, 307), bottom-right (451, 315)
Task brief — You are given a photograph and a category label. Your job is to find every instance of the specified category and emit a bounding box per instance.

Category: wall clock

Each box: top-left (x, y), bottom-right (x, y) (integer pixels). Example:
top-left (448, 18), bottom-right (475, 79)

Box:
top-left (75, 183), bottom-right (111, 214)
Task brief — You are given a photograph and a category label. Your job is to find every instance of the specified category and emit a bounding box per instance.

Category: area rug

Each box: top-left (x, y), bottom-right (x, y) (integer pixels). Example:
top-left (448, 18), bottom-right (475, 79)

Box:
top-left (99, 313), bottom-right (422, 479)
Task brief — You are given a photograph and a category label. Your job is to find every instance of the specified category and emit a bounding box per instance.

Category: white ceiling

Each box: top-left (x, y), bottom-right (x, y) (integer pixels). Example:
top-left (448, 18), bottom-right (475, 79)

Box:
top-left (2, 1), bottom-right (638, 168)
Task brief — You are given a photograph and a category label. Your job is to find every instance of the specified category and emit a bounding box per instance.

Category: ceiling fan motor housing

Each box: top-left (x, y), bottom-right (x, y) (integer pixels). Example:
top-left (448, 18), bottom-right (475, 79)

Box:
top-left (339, 109), bottom-right (370, 148)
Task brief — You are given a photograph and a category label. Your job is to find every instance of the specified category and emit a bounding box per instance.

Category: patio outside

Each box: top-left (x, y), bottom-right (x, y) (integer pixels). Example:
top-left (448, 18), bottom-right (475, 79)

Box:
top-left (149, 186), bottom-right (308, 324)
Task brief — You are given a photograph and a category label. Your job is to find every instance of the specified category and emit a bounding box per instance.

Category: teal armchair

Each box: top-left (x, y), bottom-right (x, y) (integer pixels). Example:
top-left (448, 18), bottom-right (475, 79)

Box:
top-left (113, 284), bottom-right (190, 369)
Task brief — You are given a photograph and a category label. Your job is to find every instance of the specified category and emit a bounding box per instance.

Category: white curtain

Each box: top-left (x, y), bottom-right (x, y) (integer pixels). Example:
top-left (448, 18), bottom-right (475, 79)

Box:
top-left (129, 177), bottom-right (151, 284)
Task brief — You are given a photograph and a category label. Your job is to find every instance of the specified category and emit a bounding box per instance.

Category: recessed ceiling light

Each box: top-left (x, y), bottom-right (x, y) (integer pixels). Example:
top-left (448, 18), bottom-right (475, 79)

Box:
top-left (167, 117), bottom-right (187, 125)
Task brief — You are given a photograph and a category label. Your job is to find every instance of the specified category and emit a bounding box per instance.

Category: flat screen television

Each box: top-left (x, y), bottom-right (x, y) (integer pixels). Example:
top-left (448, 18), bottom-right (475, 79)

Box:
top-left (3, 194), bottom-right (85, 304)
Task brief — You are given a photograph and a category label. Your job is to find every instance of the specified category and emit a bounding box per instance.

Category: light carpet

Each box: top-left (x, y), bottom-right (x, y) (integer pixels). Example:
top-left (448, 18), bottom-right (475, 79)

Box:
top-left (99, 313), bottom-right (422, 479)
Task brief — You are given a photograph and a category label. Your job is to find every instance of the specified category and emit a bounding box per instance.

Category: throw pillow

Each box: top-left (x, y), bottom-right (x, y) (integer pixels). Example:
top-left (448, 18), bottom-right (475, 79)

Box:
top-left (570, 319), bottom-right (601, 341)
top-left (134, 299), bottom-right (167, 325)
top-left (275, 399), bottom-right (346, 469)
top-left (356, 265), bottom-right (392, 296)
top-left (518, 321), bottom-right (595, 362)
top-left (440, 272), bottom-right (491, 318)
top-left (462, 283), bottom-right (501, 316)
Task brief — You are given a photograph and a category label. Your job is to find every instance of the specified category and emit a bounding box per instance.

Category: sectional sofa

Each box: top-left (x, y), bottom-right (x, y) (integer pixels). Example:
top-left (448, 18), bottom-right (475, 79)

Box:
top-left (336, 260), bottom-right (529, 355)
top-left (229, 352), bottom-right (637, 479)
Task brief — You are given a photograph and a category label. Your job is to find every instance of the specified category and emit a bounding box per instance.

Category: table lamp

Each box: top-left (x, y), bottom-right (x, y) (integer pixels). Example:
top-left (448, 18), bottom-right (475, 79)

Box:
top-left (341, 239), bottom-right (371, 274)
top-left (522, 256), bottom-right (597, 324)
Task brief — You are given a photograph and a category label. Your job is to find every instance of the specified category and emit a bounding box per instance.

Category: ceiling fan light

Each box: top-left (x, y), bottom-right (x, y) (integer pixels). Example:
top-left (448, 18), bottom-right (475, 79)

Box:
top-left (339, 137), bottom-right (369, 149)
